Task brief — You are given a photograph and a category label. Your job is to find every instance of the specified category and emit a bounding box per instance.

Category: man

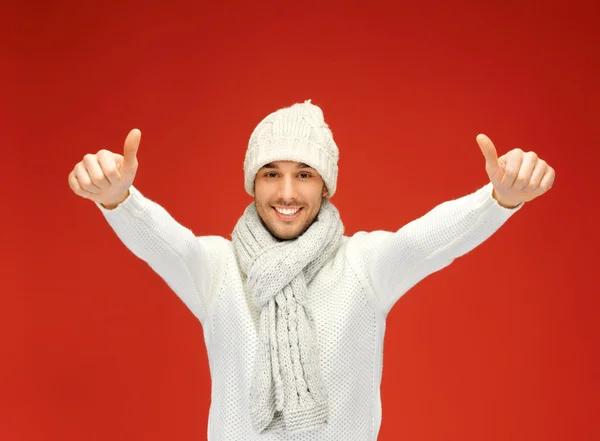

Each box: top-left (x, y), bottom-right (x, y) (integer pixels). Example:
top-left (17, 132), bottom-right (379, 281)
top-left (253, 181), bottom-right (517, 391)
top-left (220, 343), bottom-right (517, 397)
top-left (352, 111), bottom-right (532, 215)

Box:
top-left (68, 100), bottom-right (555, 440)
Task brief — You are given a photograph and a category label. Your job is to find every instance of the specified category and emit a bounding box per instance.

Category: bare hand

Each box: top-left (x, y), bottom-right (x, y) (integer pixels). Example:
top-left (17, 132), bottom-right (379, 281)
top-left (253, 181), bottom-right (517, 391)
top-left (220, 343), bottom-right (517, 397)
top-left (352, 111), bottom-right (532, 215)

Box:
top-left (476, 133), bottom-right (555, 208)
top-left (68, 129), bottom-right (141, 207)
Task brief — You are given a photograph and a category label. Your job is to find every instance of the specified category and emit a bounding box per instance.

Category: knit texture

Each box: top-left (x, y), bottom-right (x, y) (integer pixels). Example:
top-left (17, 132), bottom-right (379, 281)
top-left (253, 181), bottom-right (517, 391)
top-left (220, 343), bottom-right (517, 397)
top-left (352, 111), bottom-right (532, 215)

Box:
top-left (244, 100), bottom-right (339, 198)
top-left (231, 199), bottom-right (344, 434)
top-left (96, 181), bottom-right (523, 440)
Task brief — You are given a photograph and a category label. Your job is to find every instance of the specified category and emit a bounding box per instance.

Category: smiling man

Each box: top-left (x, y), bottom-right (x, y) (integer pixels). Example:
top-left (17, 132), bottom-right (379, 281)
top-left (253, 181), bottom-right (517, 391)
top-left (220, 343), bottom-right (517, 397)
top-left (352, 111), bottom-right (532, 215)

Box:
top-left (68, 99), bottom-right (555, 441)
top-left (254, 161), bottom-right (329, 240)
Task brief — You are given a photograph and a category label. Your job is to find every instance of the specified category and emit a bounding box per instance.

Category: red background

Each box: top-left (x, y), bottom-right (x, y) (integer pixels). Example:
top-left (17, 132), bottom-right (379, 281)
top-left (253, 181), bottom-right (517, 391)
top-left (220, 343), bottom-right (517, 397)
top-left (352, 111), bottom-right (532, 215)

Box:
top-left (3, 0), bottom-right (599, 440)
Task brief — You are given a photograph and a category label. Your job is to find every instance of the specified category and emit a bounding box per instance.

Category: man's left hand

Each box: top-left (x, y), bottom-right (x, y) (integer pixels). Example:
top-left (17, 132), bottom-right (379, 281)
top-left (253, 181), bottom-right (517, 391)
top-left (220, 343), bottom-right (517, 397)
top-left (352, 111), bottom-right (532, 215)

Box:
top-left (476, 133), bottom-right (556, 209)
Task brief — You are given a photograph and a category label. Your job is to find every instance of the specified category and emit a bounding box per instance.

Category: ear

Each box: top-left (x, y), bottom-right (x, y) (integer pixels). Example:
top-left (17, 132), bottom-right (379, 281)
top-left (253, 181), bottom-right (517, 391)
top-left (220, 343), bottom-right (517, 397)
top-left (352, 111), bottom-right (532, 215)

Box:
top-left (322, 185), bottom-right (329, 197)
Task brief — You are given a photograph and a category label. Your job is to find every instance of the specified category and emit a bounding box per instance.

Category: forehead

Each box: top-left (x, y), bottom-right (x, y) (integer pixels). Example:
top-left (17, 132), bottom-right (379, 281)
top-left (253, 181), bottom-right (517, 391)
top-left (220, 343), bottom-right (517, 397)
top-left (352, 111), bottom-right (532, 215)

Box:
top-left (260, 161), bottom-right (314, 169)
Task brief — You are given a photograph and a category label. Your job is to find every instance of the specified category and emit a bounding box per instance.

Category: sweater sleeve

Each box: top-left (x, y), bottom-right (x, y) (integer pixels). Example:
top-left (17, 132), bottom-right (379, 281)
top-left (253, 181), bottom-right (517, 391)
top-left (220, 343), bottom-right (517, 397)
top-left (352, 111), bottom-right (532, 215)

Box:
top-left (95, 185), bottom-right (212, 325)
top-left (362, 182), bottom-right (524, 316)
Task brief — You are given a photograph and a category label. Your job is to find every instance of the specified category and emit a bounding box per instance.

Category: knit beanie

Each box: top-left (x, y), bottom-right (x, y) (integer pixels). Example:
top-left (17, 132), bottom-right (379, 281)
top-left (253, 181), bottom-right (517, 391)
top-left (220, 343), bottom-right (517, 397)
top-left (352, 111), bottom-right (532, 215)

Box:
top-left (244, 99), bottom-right (339, 198)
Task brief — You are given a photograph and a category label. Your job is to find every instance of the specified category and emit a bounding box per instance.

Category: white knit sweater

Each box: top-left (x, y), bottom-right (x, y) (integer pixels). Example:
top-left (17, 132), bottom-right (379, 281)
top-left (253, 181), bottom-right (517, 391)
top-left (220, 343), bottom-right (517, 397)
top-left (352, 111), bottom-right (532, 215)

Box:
top-left (96, 181), bottom-right (522, 441)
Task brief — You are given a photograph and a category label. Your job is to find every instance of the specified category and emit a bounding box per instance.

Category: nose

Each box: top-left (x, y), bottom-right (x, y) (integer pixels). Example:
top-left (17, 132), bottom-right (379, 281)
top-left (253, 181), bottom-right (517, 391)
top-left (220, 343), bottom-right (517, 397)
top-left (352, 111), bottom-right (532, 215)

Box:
top-left (278, 175), bottom-right (297, 202)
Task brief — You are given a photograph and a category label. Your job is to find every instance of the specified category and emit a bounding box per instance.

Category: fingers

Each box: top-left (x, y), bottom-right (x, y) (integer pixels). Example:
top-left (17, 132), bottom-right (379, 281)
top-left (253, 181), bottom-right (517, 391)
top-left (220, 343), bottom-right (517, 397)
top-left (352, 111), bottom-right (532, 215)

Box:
top-left (73, 162), bottom-right (101, 194)
top-left (501, 149), bottom-right (524, 187)
top-left (97, 149), bottom-right (122, 185)
top-left (70, 130), bottom-right (140, 202)
top-left (82, 153), bottom-right (111, 189)
top-left (123, 128), bottom-right (141, 167)
top-left (538, 166), bottom-right (555, 193)
top-left (476, 134), bottom-right (501, 180)
top-left (513, 152), bottom-right (538, 190)
top-left (68, 170), bottom-right (95, 199)
top-left (524, 158), bottom-right (546, 192)
top-left (73, 150), bottom-right (123, 196)
top-left (476, 134), bottom-right (499, 164)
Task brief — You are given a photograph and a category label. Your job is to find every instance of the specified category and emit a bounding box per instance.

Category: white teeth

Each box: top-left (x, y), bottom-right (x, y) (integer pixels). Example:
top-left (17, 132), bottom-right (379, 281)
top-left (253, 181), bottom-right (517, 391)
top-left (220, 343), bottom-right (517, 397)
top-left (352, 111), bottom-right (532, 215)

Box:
top-left (275, 207), bottom-right (300, 215)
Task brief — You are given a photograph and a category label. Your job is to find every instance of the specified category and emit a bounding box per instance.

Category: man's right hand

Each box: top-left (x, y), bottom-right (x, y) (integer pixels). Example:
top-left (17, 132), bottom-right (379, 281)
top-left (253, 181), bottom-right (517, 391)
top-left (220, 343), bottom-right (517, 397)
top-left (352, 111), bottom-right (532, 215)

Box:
top-left (68, 128), bottom-right (141, 209)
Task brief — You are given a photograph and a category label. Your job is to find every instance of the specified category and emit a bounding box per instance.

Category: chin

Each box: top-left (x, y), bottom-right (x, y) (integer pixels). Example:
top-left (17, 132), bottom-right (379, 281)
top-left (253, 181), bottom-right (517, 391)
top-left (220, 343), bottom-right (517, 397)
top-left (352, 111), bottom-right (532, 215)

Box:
top-left (269, 228), bottom-right (301, 242)
top-left (265, 221), bottom-right (307, 241)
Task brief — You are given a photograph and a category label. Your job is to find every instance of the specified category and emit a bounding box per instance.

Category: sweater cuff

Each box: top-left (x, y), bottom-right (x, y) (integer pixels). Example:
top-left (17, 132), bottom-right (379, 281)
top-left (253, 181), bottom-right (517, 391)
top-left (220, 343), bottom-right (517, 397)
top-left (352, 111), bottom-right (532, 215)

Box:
top-left (94, 185), bottom-right (147, 224)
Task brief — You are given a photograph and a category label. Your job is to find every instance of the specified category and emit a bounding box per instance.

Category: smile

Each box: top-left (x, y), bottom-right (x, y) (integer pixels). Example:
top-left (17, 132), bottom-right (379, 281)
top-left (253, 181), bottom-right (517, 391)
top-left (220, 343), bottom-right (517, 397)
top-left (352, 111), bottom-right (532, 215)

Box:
top-left (273, 207), bottom-right (303, 220)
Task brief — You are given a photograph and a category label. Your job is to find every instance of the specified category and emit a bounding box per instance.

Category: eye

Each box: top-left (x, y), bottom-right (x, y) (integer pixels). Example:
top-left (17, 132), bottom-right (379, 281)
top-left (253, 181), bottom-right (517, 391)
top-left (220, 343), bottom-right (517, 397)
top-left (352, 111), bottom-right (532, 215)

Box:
top-left (265, 172), bottom-right (278, 178)
top-left (298, 172), bottom-right (311, 179)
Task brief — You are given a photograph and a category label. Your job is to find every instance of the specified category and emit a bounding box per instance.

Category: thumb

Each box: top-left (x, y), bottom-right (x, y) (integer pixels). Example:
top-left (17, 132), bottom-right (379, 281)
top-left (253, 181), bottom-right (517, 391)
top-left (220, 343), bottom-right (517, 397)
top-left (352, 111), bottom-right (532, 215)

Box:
top-left (123, 128), bottom-right (141, 167)
top-left (476, 133), bottom-right (501, 176)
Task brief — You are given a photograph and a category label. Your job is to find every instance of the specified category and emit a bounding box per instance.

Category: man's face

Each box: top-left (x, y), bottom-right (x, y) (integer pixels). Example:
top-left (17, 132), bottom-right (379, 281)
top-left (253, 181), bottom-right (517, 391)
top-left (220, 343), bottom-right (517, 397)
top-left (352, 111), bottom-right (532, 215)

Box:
top-left (254, 161), bottom-right (329, 241)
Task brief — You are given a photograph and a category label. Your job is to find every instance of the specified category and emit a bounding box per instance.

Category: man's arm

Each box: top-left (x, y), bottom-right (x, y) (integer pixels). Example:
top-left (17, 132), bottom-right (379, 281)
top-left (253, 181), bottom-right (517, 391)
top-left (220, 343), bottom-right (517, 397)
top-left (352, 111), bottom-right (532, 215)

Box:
top-left (359, 134), bottom-right (554, 316)
top-left (68, 129), bottom-right (215, 326)
top-left (359, 182), bottom-right (523, 316)
top-left (96, 185), bottom-right (213, 325)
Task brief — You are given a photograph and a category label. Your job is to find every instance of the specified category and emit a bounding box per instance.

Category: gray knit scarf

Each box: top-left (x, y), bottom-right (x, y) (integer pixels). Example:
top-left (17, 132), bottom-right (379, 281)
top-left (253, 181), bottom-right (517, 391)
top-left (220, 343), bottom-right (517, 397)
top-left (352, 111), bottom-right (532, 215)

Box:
top-left (231, 198), bottom-right (344, 434)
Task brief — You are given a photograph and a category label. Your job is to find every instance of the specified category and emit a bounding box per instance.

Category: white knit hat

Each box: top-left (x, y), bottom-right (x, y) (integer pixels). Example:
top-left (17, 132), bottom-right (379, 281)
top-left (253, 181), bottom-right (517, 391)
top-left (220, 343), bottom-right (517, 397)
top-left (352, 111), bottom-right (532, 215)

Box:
top-left (244, 99), bottom-right (339, 198)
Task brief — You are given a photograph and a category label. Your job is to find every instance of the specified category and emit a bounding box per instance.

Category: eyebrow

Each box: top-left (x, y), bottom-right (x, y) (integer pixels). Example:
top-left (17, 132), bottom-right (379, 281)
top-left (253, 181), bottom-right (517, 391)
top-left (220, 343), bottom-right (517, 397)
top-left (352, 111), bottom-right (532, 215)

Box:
top-left (261, 162), bottom-right (314, 169)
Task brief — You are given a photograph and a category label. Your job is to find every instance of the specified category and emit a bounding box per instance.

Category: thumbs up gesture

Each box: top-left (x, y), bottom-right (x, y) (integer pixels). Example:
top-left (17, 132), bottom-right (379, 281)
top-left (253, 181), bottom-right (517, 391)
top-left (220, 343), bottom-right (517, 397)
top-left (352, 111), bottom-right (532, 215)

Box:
top-left (68, 128), bottom-right (141, 209)
top-left (476, 134), bottom-right (556, 208)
